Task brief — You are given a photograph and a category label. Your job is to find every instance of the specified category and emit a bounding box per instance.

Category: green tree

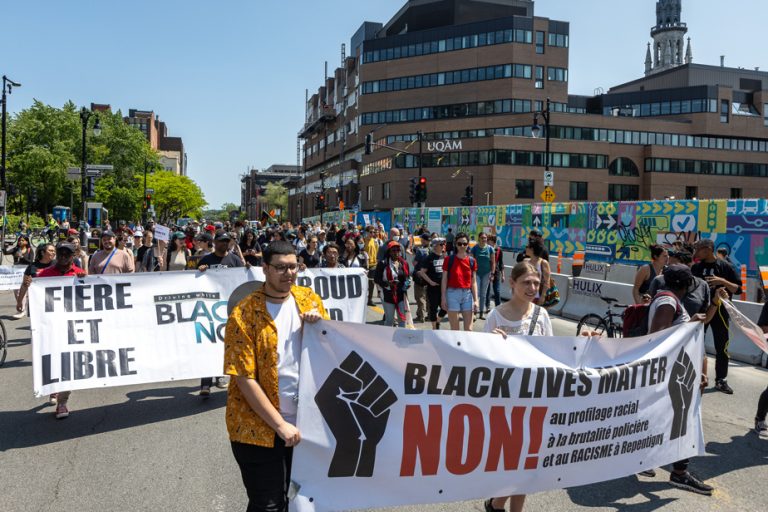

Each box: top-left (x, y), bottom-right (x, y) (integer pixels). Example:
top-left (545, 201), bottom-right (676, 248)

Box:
top-left (263, 182), bottom-right (288, 214)
top-left (144, 171), bottom-right (206, 224)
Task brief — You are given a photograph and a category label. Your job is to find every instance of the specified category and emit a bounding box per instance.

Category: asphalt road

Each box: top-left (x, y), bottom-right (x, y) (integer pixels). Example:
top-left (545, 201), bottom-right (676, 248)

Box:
top-left (1, 292), bottom-right (767, 512)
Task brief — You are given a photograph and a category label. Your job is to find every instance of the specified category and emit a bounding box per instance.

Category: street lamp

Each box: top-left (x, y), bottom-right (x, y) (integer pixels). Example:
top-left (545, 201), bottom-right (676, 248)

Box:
top-left (1, 75), bottom-right (21, 256)
top-left (531, 97), bottom-right (551, 174)
top-left (79, 107), bottom-right (101, 226)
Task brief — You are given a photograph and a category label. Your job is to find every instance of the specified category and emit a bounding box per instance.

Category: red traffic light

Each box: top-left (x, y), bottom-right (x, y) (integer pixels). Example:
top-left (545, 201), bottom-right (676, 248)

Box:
top-left (419, 177), bottom-right (426, 184)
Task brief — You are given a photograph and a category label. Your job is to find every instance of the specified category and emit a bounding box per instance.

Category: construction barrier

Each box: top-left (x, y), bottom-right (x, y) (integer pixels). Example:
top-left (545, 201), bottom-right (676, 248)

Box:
top-left (606, 263), bottom-right (639, 286)
top-left (580, 260), bottom-right (609, 281)
top-left (560, 276), bottom-right (635, 323)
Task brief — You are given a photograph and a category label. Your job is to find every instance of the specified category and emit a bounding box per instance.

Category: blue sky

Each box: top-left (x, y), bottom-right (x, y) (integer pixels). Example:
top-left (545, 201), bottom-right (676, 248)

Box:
top-left (3, 1), bottom-right (764, 209)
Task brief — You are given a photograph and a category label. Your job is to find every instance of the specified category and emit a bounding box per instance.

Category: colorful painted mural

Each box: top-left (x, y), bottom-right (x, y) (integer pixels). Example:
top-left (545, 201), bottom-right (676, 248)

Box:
top-left (393, 198), bottom-right (768, 275)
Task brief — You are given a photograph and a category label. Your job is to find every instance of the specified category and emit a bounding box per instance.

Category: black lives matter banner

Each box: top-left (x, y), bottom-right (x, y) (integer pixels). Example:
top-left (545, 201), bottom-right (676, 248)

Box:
top-left (30, 267), bottom-right (367, 396)
top-left (292, 321), bottom-right (705, 511)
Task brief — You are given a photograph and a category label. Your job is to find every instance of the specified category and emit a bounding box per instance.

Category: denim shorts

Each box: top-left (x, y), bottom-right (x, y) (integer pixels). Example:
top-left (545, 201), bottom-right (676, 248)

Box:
top-left (445, 287), bottom-right (473, 312)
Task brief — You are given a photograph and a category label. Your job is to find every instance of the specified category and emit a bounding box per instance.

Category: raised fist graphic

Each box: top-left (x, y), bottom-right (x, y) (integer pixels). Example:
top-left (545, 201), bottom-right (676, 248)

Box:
top-left (668, 347), bottom-right (696, 440)
top-left (315, 351), bottom-right (398, 477)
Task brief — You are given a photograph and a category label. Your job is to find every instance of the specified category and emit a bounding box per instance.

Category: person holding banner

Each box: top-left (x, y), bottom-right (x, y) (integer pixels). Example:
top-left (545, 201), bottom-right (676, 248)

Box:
top-left (755, 301), bottom-right (768, 437)
top-left (223, 240), bottom-right (327, 512)
top-left (15, 243), bottom-right (56, 314)
top-left (483, 261), bottom-right (553, 512)
top-left (36, 241), bottom-right (87, 419)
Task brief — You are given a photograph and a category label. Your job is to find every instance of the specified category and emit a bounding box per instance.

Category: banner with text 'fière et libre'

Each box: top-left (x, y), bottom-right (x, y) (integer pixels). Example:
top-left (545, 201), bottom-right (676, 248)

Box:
top-left (293, 321), bottom-right (705, 512)
top-left (30, 267), bottom-right (367, 396)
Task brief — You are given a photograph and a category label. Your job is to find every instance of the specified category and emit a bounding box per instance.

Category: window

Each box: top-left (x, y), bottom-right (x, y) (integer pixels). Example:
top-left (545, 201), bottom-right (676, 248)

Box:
top-left (730, 188), bottom-right (742, 199)
top-left (547, 67), bottom-right (568, 82)
top-left (608, 157), bottom-right (639, 176)
top-left (721, 100), bottom-right (729, 123)
top-left (366, 185), bottom-right (374, 201)
top-left (764, 103), bottom-right (768, 127)
top-left (535, 31), bottom-right (545, 54)
top-left (382, 182), bottom-right (391, 199)
top-left (535, 66), bottom-right (544, 89)
top-left (685, 186), bottom-right (697, 199)
top-left (515, 179), bottom-right (535, 198)
top-left (570, 181), bottom-right (588, 200)
top-left (608, 184), bottom-right (639, 201)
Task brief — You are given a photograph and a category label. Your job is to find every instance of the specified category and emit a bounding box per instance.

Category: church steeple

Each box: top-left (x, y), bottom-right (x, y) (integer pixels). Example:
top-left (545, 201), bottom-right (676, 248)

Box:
top-left (645, 0), bottom-right (690, 76)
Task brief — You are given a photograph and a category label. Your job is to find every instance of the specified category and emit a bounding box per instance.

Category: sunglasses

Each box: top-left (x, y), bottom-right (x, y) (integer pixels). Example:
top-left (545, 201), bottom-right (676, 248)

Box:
top-left (456, 242), bottom-right (468, 247)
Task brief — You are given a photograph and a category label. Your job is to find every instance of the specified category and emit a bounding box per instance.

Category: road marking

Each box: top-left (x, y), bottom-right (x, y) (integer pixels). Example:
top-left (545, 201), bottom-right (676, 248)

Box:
top-left (369, 305), bottom-right (384, 314)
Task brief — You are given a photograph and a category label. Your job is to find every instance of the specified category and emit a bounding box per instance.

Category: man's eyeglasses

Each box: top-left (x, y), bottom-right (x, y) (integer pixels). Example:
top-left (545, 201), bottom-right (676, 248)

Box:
top-left (268, 263), bottom-right (299, 274)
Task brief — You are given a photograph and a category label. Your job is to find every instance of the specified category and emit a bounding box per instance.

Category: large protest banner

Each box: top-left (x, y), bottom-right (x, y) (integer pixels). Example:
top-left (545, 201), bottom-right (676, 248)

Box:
top-left (292, 321), bottom-right (705, 512)
top-left (30, 267), bottom-right (367, 396)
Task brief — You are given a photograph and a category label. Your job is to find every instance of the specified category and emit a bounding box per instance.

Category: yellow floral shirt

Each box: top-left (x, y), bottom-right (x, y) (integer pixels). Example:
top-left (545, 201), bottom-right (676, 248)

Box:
top-left (223, 285), bottom-right (327, 447)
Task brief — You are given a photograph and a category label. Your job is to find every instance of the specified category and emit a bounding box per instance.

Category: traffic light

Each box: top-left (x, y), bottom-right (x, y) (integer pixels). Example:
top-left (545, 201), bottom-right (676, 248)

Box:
top-left (315, 194), bottom-right (325, 211)
top-left (87, 176), bottom-right (96, 198)
top-left (30, 188), bottom-right (38, 203)
top-left (417, 176), bottom-right (427, 203)
top-left (364, 133), bottom-right (373, 155)
top-left (145, 192), bottom-right (152, 210)
top-left (409, 176), bottom-right (418, 204)
top-left (460, 185), bottom-right (473, 206)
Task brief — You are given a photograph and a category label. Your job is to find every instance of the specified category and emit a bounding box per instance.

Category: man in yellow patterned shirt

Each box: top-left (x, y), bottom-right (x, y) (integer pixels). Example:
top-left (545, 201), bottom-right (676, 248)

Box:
top-left (223, 240), bottom-right (327, 512)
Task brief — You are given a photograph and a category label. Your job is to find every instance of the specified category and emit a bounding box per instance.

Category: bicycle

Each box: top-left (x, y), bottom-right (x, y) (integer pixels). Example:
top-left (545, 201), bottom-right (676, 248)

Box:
top-left (0, 318), bottom-right (7, 366)
top-left (575, 297), bottom-right (628, 338)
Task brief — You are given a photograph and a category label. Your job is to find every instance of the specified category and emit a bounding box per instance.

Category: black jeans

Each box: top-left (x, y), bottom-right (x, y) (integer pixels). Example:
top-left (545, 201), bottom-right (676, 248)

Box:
top-left (707, 311), bottom-right (730, 381)
top-left (231, 436), bottom-right (293, 512)
top-left (426, 284), bottom-right (447, 322)
top-left (757, 386), bottom-right (768, 422)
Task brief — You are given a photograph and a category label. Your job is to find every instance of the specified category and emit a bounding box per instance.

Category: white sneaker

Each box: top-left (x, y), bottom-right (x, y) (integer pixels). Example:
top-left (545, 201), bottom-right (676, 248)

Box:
top-left (12, 311), bottom-right (25, 319)
top-left (756, 420), bottom-right (767, 437)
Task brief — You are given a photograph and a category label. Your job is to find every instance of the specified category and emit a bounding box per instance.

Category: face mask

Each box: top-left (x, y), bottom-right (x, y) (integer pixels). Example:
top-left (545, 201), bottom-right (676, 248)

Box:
top-left (358, 243), bottom-right (364, 250)
top-left (392, 236), bottom-right (400, 241)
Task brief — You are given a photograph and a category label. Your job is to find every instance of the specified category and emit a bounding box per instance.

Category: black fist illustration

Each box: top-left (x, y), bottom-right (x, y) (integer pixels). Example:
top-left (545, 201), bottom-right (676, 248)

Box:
top-left (668, 347), bottom-right (696, 440)
top-left (315, 351), bottom-right (398, 477)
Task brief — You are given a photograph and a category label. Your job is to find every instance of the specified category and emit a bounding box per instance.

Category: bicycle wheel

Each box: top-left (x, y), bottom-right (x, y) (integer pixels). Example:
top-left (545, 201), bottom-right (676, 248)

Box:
top-left (576, 314), bottom-right (608, 337)
top-left (0, 319), bottom-right (7, 366)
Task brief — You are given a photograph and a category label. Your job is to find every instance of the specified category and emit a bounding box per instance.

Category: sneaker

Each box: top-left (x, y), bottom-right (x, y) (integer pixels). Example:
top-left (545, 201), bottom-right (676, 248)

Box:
top-left (50, 393), bottom-right (58, 406)
top-left (755, 419), bottom-right (767, 436)
top-left (215, 377), bottom-right (229, 389)
top-left (669, 471), bottom-right (713, 496)
top-left (55, 402), bottom-right (69, 419)
top-left (714, 379), bottom-right (734, 394)
top-left (12, 311), bottom-right (25, 319)
top-left (200, 385), bottom-right (211, 397)
top-left (483, 499), bottom-right (504, 512)
top-left (639, 468), bottom-right (657, 477)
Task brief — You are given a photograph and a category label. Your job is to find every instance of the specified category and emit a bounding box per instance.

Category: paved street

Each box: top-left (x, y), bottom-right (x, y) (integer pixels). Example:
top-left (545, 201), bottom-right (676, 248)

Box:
top-left (1, 291), bottom-right (767, 512)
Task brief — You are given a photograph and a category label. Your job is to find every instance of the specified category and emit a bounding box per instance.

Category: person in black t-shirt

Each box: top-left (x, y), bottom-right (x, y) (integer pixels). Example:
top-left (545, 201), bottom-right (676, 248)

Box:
top-left (692, 238), bottom-right (742, 395)
top-left (197, 230), bottom-right (244, 396)
top-left (197, 231), bottom-right (245, 271)
top-left (239, 229), bottom-right (262, 266)
top-left (516, 229), bottom-right (549, 263)
top-left (417, 238), bottom-right (448, 329)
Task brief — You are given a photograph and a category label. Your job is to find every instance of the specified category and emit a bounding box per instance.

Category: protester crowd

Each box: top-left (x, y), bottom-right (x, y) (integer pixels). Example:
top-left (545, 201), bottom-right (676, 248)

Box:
top-left (8, 214), bottom-right (768, 512)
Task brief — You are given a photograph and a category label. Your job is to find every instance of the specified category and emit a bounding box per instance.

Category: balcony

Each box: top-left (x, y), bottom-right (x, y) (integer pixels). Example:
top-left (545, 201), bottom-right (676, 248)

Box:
top-left (298, 105), bottom-right (338, 138)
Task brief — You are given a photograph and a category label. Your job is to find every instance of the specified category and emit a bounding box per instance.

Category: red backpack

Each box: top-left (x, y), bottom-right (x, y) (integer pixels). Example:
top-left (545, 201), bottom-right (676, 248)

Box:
top-left (622, 291), bottom-right (682, 337)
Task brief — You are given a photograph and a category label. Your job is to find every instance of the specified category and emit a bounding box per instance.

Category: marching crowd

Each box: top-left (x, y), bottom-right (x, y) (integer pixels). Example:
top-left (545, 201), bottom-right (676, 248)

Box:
top-left (5, 215), bottom-right (768, 512)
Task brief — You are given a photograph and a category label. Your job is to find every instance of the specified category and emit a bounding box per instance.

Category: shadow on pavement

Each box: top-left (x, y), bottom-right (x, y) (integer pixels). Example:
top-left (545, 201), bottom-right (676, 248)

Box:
top-left (566, 475), bottom-right (677, 510)
top-left (0, 358), bottom-right (31, 368)
top-left (0, 385), bottom-right (226, 451)
top-left (700, 432), bottom-right (768, 478)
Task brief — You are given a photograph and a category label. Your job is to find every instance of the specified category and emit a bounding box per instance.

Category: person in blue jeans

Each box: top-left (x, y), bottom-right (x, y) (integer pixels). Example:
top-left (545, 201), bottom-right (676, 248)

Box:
top-left (471, 232), bottom-right (496, 319)
top-left (441, 233), bottom-right (478, 331)
top-left (486, 235), bottom-right (504, 310)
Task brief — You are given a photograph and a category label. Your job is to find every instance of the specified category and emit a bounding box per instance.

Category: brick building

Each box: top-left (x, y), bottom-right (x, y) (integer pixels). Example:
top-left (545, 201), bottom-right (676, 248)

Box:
top-left (289, 0), bottom-right (768, 222)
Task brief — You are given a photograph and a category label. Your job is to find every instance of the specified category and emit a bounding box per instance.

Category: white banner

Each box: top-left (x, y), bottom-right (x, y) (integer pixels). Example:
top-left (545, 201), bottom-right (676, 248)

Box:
top-left (0, 265), bottom-right (27, 291)
top-left (293, 321), bottom-right (705, 512)
top-left (30, 267), bottom-right (367, 396)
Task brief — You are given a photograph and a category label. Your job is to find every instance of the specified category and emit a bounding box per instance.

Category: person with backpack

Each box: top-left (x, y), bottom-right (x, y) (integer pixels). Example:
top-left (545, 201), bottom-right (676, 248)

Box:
top-left (486, 235), bottom-right (505, 310)
top-left (642, 264), bottom-right (714, 495)
top-left (471, 232), bottom-right (496, 319)
top-left (441, 232), bottom-right (478, 331)
top-left (483, 261), bottom-right (553, 512)
top-left (374, 241), bottom-right (411, 327)
top-left (412, 233), bottom-right (431, 322)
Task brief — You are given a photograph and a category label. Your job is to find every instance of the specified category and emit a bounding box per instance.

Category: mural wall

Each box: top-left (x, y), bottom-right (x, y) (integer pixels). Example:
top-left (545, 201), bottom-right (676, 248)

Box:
top-left (393, 198), bottom-right (768, 275)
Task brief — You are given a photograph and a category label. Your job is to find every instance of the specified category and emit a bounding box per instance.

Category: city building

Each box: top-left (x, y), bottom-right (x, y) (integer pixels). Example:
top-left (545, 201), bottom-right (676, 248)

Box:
top-left (289, 0), bottom-right (768, 222)
top-left (241, 164), bottom-right (301, 220)
top-left (124, 109), bottom-right (187, 175)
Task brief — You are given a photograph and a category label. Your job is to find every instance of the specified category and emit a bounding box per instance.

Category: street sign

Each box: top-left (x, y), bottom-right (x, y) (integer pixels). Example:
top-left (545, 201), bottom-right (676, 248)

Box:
top-left (543, 170), bottom-right (554, 187)
top-left (146, 188), bottom-right (155, 194)
top-left (86, 164), bottom-right (114, 172)
top-left (540, 186), bottom-right (555, 203)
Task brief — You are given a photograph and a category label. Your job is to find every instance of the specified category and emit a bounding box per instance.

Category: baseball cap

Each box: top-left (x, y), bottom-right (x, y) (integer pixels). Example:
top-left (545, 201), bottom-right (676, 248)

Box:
top-left (420, 232), bottom-right (431, 239)
top-left (529, 228), bottom-right (543, 237)
top-left (694, 239), bottom-right (714, 250)
top-left (101, 230), bottom-right (116, 238)
top-left (214, 231), bottom-right (232, 241)
top-left (133, 232), bottom-right (143, 238)
top-left (387, 241), bottom-right (402, 251)
top-left (204, 225), bottom-right (216, 233)
top-left (431, 237), bottom-right (446, 246)
top-left (195, 232), bottom-right (213, 242)
top-left (56, 242), bottom-right (77, 253)
top-left (663, 264), bottom-right (693, 288)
